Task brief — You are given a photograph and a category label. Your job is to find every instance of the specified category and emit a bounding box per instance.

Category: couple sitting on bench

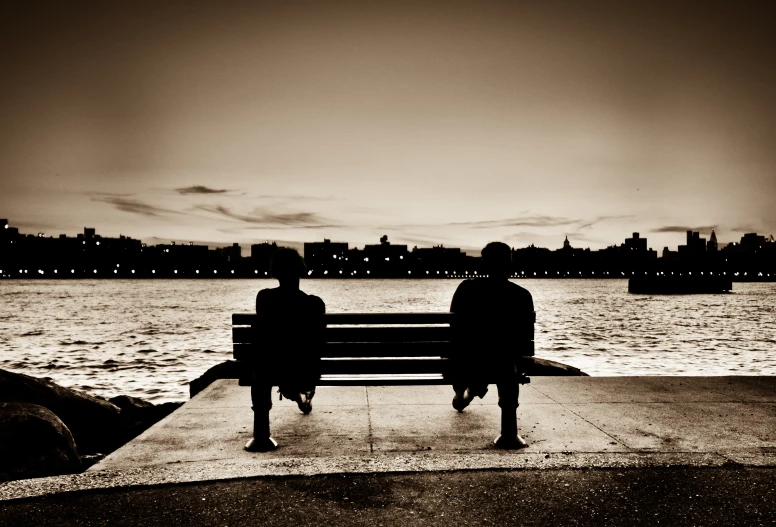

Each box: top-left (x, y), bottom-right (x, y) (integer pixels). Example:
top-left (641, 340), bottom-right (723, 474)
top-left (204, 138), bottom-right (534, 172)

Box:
top-left (246, 241), bottom-right (534, 451)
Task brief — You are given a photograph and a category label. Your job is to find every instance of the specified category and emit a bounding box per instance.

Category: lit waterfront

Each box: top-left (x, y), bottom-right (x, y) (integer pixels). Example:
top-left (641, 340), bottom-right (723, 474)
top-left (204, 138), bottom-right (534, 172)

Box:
top-left (1, 279), bottom-right (774, 403)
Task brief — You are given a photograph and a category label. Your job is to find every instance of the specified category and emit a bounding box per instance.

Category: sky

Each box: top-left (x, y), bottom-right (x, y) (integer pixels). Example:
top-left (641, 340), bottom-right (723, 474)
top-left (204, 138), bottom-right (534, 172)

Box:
top-left (1, 1), bottom-right (774, 254)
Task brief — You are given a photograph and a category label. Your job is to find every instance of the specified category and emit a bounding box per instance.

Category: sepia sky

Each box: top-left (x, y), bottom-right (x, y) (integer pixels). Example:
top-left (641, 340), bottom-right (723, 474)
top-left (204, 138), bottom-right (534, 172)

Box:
top-left (1, 1), bottom-right (774, 254)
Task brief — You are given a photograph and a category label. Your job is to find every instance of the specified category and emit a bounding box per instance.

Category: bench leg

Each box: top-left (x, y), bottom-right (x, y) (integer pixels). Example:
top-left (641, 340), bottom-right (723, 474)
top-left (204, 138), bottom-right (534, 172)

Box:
top-left (494, 381), bottom-right (528, 449)
top-left (245, 382), bottom-right (278, 452)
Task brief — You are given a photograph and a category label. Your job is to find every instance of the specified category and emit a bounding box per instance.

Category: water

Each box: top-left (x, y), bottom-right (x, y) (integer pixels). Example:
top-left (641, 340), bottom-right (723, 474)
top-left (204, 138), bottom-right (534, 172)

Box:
top-left (1, 279), bottom-right (774, 403)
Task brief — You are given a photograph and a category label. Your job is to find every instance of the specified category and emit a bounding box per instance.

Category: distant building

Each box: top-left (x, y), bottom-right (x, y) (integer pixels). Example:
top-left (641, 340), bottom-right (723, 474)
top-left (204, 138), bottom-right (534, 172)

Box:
top-left (708, 230), bottom-right (718, 252)
top-left (740, 233), bottom-right (767, 252)
top-left (217, 243), bottom-right (242, 262)
top-left (304, 239), bottom-right (349, 274)
top-left (364, 236), bottom-right (408, 263)
top-left (678, 230), bottom-right (707, 259)
top-left (250, 242), bottom-right (278, 274)
top-left (624, 232), bottom-right (648, 252)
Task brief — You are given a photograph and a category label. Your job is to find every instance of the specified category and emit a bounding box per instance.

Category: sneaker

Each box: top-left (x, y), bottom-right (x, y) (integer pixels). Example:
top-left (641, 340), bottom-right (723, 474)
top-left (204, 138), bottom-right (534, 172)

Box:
top-left (297, 391), bottom-right (313, 414)
top-left (452, 389), bottom-right (474, 412)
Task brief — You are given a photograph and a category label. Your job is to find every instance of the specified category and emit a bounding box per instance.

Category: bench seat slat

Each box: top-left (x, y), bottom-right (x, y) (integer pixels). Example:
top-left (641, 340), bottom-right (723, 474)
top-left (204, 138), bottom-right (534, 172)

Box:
top-left (319, 373), bottom-right (447, 386)
top-left (232, 326), bottom-right (453, 345)
top-left (233, 340), bottom-right (533, 360)
top-left (320, 357), bottom-right (447, 375)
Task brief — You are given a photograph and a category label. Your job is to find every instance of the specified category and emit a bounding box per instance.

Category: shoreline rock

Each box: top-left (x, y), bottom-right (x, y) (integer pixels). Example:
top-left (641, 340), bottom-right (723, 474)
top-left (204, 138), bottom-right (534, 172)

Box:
top-left (0, 402), bottom-right (81, 482)
top-left (0, 368), bottom-right (182, 481)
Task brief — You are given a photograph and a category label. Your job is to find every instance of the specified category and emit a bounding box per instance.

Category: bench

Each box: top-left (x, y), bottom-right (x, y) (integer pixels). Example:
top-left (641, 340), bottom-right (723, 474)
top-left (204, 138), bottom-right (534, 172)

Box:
top-left (231, 312), bottom-right (535, 451)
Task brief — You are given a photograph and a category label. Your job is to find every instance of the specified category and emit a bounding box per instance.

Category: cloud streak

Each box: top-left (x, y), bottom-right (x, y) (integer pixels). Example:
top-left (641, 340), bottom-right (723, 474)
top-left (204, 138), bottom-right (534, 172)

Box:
top-left (92, 195), bottom-right (181, 217)
top-left (195, 204), bottom-right (335, 228)
top-left (382, 214), bottom-right (633, 232)
top-left (176, 185), bottom-right (230, 195)
top-left (652, 225), bottom-right (716, 234)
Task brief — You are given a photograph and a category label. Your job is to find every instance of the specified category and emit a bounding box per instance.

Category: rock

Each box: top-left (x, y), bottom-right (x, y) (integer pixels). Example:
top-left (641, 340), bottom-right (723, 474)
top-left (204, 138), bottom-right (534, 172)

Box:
top-left (0, 368), bottom-right (122, 454)
top-left (525, 358), bottom-right (589, 376)
top-left (109, 394), bottom-right (154, 412)
top-left (190, 360), bottom-right (241, 398)
top-left (0, 402), bottom-right (81, 482)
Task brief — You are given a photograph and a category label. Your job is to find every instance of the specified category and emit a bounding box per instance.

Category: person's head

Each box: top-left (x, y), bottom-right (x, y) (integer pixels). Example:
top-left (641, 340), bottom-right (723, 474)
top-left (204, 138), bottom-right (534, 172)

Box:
top-left (481, 241), bottom-right (512, 280)
top-left (270, 248), bottom-right (306, 283)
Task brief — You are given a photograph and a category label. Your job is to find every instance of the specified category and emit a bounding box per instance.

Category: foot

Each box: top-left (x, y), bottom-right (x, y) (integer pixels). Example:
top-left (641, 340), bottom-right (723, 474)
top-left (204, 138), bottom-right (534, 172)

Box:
top-left (245, 437), bottom-right (278, 452)
top-left (452, 389), bottom-right (475, 412)
top-left (493, 434), bottom-right (528, 449)
top-left (297, 391), bottom-right (313, 414)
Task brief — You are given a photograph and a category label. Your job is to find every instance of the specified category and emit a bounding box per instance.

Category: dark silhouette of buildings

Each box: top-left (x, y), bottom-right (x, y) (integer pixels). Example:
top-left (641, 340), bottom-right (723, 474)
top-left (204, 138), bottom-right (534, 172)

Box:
top-left (1, 219), bottom-right (774, 280)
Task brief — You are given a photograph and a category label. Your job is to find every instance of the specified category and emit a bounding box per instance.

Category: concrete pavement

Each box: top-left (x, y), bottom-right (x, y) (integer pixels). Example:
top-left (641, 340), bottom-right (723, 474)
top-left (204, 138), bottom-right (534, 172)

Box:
top-left (1, 376), bottom-right (774, 502)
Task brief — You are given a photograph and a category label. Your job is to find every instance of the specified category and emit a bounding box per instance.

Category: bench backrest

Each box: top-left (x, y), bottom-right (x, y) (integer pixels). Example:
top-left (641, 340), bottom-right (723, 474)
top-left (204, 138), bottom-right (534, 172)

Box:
top-left (232, 312), bottom-right (534, 385)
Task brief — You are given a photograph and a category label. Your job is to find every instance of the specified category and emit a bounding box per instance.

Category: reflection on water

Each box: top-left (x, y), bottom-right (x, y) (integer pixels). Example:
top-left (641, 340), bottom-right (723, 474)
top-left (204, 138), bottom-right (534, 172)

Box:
top-left (1, 279), bottom-right (774, 402)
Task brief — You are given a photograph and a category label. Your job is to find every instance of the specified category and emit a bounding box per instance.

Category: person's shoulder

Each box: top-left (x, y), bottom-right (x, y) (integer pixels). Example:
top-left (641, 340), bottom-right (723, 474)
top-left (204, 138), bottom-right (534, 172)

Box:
top-left (257, 287), bottom-right (279, 299)
top-left (506, 281), bottom-right (532, 295)
top-left (505, 281), bottom-right (534, 305)
top-left (300, 291), bottom-right (326, 312)
top-left (454, 278), bottom-right (480, 292)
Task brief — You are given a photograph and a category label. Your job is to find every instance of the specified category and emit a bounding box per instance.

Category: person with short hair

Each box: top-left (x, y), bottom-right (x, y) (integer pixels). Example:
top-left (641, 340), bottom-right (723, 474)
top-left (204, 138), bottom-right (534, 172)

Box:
top-left (246, 247), bottom-right (325, 452)
top-left (448, 241), bottom-right (534, 448)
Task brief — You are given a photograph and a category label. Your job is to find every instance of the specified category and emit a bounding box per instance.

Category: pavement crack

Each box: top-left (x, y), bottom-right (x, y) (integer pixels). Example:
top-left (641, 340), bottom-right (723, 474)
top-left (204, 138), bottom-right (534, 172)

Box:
top-left (365, 386), bottom-right (374, 453)
top-left (530, 384), bottom-right (628, 449)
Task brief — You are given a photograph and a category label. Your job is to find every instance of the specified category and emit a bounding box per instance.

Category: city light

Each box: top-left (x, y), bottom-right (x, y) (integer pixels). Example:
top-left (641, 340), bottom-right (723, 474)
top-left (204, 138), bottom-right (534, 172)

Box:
top-left (152, 270), bottom-right (156, 274)
top-left (174, 270), bottom-right (178, 274)
top-left (132, 270), bottom-right (135, 274)
top-left (114, 270), bottom-right (117, 274)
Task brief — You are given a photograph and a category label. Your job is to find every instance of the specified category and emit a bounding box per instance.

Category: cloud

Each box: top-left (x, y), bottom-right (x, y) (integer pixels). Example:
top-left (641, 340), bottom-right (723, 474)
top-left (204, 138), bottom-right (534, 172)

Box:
top-left (176, 185), bottom-right (230, 195)
top-left (195, 204), bottom-right (334, 227)
top-left (385, 214), bottom-right (633, 232)
top-left (254, 194), bottom-right (335, 202)
top-left (730, 225), bottom-right (766, 233)
top-left (651, 225), bottom-right (716, 234)
top-left (92, 195), bottom-right (180, 217)
top-left (449, 215), bottom-right (578, 229)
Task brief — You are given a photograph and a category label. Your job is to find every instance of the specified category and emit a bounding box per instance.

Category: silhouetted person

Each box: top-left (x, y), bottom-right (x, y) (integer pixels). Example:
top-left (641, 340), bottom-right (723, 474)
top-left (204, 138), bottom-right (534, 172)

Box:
top-left (448, 241), bottom-right (534, 448)
top-left (246, 248), bottom-right (325, 452)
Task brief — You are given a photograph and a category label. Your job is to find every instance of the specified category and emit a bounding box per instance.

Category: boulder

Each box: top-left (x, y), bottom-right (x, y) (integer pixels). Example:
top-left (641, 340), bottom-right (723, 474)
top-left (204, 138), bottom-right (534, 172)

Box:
top-left (0, 402), bottom-right (81, 482)
top-left (110, 395), bottom-right (182, 443)
top-left (0, 368), bottom-right (122, 453)
top-left (190, 360), bottom-right (241, 398)
top-left (525, 357), bottom-right (588, 376)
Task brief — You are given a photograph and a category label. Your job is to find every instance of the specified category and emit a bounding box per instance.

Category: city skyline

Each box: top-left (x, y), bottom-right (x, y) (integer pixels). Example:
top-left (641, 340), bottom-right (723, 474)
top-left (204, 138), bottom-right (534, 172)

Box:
top-left (2, 217), bottom-right (772, 256)
top-left (2, 2), bottom-right (774, 253)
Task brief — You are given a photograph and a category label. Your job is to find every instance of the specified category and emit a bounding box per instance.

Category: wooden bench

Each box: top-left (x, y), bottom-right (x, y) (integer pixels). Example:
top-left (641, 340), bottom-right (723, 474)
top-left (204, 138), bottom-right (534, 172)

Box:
top-left (231, 312), bottom-right (535, 451)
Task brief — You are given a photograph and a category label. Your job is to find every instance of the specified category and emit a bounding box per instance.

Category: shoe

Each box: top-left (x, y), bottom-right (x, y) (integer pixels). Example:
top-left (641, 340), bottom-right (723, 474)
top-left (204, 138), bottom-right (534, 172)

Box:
top-left (297, 391), bottom-right (313, 414)
top-left (452, 389), bottom-right (474, 412)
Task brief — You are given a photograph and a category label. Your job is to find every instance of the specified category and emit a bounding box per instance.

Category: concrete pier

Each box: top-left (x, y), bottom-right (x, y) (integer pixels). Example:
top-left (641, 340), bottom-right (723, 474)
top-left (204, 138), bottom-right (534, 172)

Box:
top-left (1, 376), bottom-right (774, 502)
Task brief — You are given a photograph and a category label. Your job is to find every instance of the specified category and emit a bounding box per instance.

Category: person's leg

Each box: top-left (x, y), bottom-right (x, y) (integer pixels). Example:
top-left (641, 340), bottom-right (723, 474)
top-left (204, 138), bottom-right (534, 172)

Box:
top-left (246, 379), bottom-right (277, 452)
top-left (279, 383), bottom-right (314, 414)
top-left (494, 379), bottom-right (527, 448)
